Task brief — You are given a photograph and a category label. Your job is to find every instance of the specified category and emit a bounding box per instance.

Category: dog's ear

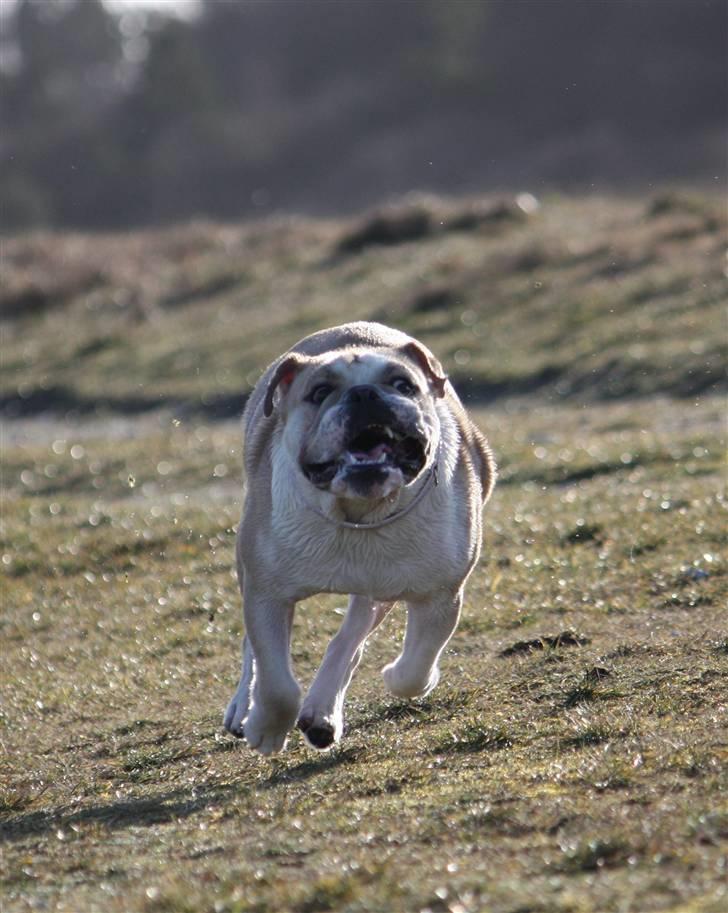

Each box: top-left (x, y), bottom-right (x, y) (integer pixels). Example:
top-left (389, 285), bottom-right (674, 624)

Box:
top-left (263, 354), bottom-right (305, 417)
top-left (402, 341), bottom-right (448, 398)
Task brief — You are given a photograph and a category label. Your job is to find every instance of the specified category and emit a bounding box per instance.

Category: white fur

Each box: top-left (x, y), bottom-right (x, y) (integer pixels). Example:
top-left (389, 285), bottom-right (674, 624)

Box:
top-left (222, 323), bottom-right (495, 755)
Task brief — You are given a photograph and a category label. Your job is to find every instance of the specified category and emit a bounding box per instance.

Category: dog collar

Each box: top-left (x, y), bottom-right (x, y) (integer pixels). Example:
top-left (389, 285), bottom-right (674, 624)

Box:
top-left (304, 463), bottom-right (439, 531)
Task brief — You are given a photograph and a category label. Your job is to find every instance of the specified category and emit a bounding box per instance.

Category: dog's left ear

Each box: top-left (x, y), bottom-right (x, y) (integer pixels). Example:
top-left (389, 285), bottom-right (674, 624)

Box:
top-left (263, 354), bottom-right (305, 417)
top-left (402, 341), bottom-right (448, 398)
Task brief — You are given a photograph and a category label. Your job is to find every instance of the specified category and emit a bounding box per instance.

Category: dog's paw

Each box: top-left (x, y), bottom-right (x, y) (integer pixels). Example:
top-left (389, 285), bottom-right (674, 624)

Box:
top-left (243, 688), bottom-right (300, 756)
top-left (223, 695), bottom-right (247, 738)
top-left (243, 709), bottom-right (292, 755)
top-left (297, 710), bottom-right (341, 751)
top-left (382, 660), bottom-right (439, 699)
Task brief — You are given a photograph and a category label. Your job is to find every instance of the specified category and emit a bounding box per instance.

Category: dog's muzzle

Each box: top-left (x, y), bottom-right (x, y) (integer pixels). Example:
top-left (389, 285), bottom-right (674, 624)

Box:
top-left (302, 388), bottom-right (429, 490)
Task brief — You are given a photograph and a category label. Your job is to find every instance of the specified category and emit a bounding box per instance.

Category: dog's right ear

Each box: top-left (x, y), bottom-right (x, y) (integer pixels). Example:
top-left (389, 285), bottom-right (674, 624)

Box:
top-left (263, 354), bottom-right (305, 417)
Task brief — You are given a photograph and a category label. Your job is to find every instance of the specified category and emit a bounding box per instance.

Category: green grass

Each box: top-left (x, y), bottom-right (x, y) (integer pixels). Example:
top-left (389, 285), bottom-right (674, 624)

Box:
top-left (2, 396), bottom-right (725, 913)
top-left (2, 191), bottom-right (726, 414)
top-left (1, 192), bottom-right (727, 912)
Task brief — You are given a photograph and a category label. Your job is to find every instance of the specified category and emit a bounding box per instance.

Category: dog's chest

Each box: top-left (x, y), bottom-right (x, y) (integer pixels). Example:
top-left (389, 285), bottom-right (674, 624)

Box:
top-left (265, 510), bottom-right (468, 601)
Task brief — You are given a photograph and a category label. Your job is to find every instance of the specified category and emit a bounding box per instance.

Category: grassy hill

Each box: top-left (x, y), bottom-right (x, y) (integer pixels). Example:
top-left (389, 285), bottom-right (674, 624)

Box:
top-left (1, 192), bottom-right (726, 913)
top-left (2, 191), bottom-right (725, 416)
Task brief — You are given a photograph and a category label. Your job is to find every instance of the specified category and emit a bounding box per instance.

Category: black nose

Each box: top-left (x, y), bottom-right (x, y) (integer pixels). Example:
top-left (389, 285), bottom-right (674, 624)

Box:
top-left (344, 385), bottom-right (382, 405)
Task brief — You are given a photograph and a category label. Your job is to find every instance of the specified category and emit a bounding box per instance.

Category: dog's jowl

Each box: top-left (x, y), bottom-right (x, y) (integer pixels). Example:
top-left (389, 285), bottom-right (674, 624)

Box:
top-left (223, 321), bottom-right (496, 754)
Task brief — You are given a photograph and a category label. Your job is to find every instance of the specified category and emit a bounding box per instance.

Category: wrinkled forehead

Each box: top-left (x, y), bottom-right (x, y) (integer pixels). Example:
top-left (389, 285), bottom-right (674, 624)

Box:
top-left (323, 351), bottom-right (397, 384)
top-left (314, 349), bottom-right (410, 384)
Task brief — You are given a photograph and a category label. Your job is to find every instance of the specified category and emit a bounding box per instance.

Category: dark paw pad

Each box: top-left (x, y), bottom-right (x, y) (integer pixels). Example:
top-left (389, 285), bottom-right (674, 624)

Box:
top-left (304, 725), bottom-right (335, 749)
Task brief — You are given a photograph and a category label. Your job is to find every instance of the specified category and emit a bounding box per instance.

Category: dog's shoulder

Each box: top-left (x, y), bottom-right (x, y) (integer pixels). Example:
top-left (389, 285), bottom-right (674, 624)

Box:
top-left (444, 389), bottom-right (497, 505)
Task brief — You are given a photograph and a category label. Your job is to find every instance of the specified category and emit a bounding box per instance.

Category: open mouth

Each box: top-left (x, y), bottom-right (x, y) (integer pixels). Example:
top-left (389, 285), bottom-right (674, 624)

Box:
top-left (303, 423), bottom-right (427, 487)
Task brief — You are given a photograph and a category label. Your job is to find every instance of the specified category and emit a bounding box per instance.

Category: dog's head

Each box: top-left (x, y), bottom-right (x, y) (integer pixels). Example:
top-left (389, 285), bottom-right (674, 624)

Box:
top-left (263, 340), bottom-right (447, 501)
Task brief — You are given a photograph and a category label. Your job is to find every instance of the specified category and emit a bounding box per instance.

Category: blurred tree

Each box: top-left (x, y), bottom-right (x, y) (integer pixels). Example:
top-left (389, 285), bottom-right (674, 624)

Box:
top-left (127, 17), bottom-right (218, 135)
top-left (0, 0), bottom-right (725, 231)
top-left (422, 0), bottom-right (492, 91)
top-left (13, 0), bottom-right (121, 117)
top-left (1, 0), bottom-right (124, 227)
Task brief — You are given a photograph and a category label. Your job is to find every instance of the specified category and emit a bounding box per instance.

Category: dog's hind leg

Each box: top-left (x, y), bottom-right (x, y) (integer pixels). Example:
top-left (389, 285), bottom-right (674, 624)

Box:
top-left (223, 538), bottom-right (256, 738)
top-left (298, 595), bottom-right (394, 750)
top-left (382, 589), bottom-right (462, 698)
top-left (222, 635), bottom-right (255, 738)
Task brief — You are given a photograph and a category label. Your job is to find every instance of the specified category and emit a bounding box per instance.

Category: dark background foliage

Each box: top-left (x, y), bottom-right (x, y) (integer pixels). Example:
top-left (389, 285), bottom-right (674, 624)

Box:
top-left (0, 0), bottom-right (725, 230)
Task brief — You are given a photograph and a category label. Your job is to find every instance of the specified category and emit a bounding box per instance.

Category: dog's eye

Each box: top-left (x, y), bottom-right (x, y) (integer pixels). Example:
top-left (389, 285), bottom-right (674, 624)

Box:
top-left (308, 383), bottom-right (334, 405)
top-left (391, 377), bottom-right (417, 396)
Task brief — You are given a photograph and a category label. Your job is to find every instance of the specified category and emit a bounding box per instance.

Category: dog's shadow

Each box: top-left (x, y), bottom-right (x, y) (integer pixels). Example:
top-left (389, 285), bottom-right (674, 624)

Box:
top-left (0, 746), bottom-right (366, 846)
top-left (0, 782), bottom-right (241, 845)
top-left (261, 745), bottom-right (362, 787)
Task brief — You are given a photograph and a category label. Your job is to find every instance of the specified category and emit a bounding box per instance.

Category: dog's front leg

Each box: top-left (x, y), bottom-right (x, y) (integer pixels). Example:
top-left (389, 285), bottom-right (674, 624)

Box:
top-left (241, 584), bottom-right (301, 755)
top-left (382, 589), bottom-right (462, 698)
top-left (298, 597), bottom-right (393, 750)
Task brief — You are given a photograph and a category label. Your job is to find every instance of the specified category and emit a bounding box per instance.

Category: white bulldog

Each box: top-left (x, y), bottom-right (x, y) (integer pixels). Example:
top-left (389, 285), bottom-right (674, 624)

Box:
top-left (223, 321), bottom-right (496, 754)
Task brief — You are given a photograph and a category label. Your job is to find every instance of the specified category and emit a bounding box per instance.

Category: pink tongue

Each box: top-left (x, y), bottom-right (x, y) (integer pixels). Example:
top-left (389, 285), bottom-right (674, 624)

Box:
top-left (351, 443), bottom-right (390, 462)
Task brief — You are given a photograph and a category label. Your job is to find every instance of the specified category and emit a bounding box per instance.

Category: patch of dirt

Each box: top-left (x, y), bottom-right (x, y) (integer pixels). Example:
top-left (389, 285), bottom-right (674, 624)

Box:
top-left (499, 630), bottom-right (591, 658)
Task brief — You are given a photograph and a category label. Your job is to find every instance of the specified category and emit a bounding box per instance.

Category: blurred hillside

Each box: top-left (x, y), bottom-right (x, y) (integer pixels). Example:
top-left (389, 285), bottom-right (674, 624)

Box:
top-left (2, 190), bottom-right (725, 418)
top-left (0, 0), bottom-right (725, 231)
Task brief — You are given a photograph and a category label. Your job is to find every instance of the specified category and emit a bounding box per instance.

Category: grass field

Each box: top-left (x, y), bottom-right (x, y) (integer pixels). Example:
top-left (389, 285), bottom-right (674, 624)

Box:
top-left (1, 192), bottom-right (726, 913)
